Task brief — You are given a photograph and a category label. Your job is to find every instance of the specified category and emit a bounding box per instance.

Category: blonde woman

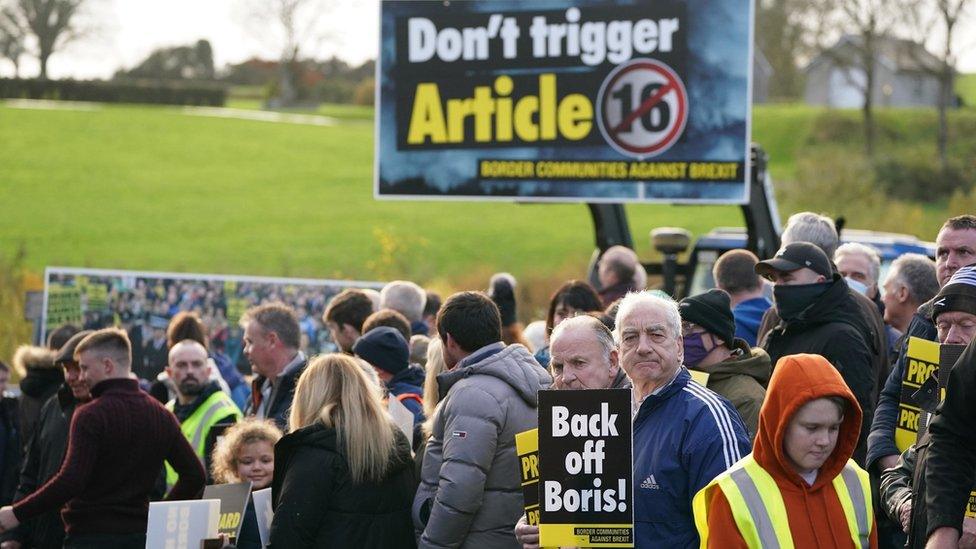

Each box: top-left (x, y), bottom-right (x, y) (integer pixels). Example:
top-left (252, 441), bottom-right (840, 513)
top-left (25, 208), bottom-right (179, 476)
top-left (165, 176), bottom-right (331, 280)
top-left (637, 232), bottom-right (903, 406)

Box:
top-left (416, 338), bottom-right (448, 478)
top-left (268, 353), bottom-right (416, 549)
top-left (211, 418), bottom-right (282, 549)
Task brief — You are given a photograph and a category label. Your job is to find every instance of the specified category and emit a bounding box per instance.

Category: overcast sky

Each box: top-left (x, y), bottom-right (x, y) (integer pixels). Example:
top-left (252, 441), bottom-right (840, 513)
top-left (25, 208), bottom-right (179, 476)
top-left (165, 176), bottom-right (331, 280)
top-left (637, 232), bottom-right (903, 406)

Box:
top-left (3, 0), bottom-right (975, 79)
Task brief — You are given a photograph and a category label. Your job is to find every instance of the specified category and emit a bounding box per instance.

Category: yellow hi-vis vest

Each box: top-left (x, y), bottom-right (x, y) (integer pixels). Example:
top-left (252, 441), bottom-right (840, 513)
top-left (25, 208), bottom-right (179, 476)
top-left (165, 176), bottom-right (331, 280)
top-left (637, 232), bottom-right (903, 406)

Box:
top-left (165, 391), bottom-right (242, 490)
top-left (692, 454), bottom-right (872, 549)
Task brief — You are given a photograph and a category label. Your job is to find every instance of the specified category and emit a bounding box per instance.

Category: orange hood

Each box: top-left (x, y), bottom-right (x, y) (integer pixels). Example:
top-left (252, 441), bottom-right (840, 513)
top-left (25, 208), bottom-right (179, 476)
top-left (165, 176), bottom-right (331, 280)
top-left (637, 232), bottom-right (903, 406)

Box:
top-left (753, 353), bottom-right (862, 490)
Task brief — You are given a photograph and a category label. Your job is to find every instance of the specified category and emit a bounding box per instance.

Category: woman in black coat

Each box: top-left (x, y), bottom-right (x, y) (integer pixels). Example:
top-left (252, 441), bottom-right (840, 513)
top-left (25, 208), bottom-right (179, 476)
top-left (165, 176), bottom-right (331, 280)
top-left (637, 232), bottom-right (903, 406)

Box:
top-left (268, 353), bottom-right (417, 549)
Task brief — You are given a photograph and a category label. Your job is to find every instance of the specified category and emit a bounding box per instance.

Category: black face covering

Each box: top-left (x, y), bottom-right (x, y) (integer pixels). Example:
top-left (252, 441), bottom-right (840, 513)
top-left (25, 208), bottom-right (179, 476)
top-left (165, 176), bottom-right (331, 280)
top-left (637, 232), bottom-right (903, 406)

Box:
top-left (773, 282), bottom-right (830, 322)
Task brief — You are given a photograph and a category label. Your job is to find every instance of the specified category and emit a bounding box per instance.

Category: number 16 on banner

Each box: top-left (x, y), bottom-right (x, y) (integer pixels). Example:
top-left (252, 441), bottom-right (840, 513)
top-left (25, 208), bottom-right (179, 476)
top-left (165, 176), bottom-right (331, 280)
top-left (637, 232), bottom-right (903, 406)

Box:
top-left (597, 58), bottom-right (689, 159)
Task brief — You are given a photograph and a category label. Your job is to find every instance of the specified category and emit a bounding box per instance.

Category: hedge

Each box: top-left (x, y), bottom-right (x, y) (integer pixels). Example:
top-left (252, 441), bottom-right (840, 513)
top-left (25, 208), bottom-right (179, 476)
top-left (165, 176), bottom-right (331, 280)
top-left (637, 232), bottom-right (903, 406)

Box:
top-left (0, 78), bottom-right (227, 107)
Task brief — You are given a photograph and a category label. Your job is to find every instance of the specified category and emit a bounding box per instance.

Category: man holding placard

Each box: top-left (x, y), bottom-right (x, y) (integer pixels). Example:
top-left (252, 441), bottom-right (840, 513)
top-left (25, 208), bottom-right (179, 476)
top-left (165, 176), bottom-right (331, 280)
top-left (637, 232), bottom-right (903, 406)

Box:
top-left (515, 315), bottom-right (630, 548)
top-left (617, 291), bottom-right (750, 547)
top-left (877, 266), bottom-right (976, 546)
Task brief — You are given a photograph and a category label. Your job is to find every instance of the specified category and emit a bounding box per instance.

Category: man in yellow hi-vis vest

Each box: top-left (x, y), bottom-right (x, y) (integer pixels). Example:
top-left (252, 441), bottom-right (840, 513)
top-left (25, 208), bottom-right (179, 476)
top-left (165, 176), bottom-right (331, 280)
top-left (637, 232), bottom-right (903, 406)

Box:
top-left (692, 354), bottom-right (876, 548)
top-left (164, 340), bottom-right (241, 490)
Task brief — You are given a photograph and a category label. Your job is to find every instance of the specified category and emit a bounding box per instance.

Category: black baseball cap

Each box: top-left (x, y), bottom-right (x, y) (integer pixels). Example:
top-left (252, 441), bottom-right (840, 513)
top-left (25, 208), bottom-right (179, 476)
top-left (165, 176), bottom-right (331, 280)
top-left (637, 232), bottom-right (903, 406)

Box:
top-left (755, 242), bottom-right (833, 280)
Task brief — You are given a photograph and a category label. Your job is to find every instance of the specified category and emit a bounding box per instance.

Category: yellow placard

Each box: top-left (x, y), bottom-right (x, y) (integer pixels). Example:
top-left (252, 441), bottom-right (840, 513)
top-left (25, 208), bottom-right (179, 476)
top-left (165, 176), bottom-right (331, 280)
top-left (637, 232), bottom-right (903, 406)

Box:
top-left (516, 429), bottom-right (541, 526)
top-left (895, 337), bottom-right (941, 452)
top-left (689, 369), bottom-right (710, 387)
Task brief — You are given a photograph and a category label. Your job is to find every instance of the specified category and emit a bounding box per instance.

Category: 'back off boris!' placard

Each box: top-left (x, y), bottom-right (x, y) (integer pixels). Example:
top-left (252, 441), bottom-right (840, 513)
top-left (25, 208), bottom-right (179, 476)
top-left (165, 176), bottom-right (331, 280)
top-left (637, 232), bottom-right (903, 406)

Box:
top-left (538, 389), bottom-right (633, 548)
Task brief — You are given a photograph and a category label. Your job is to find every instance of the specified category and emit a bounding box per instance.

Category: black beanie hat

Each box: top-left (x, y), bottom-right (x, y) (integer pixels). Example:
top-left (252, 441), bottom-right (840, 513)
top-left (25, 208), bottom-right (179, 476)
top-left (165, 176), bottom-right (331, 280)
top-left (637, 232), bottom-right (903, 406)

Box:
top-left (931, 265), bottom-right (976, 322)
top-left (678, 289), bottom-right (736, 348)
top-left (352, 326), bottom-right (409, 376)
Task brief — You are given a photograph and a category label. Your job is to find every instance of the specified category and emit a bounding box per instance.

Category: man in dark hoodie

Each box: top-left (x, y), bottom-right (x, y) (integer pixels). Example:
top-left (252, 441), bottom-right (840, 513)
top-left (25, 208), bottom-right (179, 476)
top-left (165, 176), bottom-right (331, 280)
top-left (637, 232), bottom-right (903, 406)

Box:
top-left (678, 289), bottom-right (770, 438)
top-left (353, 326), bottom-right (426, 427)
top-left (757, 242), bottom-right (875, 465)
top-left (2, 330), bottom-right (92, 549)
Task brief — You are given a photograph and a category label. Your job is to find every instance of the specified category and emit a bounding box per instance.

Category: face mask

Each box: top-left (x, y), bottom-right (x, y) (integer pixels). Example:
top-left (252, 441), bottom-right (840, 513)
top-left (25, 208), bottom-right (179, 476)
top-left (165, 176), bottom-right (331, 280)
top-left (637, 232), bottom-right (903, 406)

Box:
top-left (845, 277), bottom-right (869, 296)
top-left (774, 282), bottom-right (830, 322)
top-left (682, 332), bottom-right (710, 368)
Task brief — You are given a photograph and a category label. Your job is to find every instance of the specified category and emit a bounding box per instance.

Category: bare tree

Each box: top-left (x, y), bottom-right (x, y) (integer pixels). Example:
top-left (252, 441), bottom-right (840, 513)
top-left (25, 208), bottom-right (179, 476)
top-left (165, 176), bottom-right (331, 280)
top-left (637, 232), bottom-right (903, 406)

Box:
top-left (814, 0), bottom-right (904, 157)
top-left (0, 6), bottom-right (26, 77)
top-left (757, 0), bottom-right (828, 99)
top-left (4, 0), bottom-right (90, 79)
top-left (903, 0), bottom-right (972, 174)
top-left (238, 0), bottom-right (336, 107)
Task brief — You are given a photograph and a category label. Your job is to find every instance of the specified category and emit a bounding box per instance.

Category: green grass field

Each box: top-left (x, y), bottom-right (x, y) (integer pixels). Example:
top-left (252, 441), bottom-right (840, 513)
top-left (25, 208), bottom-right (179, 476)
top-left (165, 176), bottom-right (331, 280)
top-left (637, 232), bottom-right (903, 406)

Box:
top-left (0, 100), bottom-right (970, 295)
top-left (0, 101), bottom-right (741, 288)
top-left (958, 73), bottom-right (976, 107)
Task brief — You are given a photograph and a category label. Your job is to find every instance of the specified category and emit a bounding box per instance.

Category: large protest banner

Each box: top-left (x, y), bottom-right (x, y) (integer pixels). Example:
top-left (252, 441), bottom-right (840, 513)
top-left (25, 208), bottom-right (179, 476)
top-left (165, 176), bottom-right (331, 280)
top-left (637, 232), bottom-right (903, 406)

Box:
top-left (376, 0), bottom-right (754, 203)
top-left (42, 267), bottom-right (383, 358)
top-left (538, 389), bottom-right (633, 547)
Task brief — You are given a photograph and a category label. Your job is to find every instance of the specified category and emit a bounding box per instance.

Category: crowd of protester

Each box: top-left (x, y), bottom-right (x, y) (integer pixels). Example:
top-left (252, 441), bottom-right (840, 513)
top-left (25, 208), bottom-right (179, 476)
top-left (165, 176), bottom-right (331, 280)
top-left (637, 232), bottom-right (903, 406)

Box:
top-left (0, 212), bottom-right (973, 548)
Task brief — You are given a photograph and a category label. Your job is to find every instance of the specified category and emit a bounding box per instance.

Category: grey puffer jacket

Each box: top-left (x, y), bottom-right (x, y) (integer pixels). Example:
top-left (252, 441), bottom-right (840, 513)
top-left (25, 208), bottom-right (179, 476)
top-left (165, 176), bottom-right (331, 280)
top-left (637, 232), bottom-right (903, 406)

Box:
top-left (413, 343), bottom-right (551, 548)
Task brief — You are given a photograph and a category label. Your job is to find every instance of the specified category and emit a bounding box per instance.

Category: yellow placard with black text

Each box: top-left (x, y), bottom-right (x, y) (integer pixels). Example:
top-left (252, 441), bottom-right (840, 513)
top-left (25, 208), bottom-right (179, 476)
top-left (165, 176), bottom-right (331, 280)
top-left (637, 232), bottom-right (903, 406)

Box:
top-left (895, 338), bottom-right (940, 452)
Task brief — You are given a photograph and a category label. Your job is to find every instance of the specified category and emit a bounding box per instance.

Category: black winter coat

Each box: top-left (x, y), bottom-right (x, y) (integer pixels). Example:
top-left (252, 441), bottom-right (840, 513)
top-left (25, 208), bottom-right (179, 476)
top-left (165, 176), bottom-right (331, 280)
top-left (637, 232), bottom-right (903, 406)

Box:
top-left (5, 388), bottom-right (77, 549)
top-left (761, 275), bottom-right (876, 465)
top-left (244, 358), bottom-right (307, 432)
top-left (17, 362), bottom-right (62, 450)
top-left (0, 396), bottom-right (20, 505)
top-left (268, 422), bottom-right (417, 549)
top-left (925, 338), bottom-right (976, 539)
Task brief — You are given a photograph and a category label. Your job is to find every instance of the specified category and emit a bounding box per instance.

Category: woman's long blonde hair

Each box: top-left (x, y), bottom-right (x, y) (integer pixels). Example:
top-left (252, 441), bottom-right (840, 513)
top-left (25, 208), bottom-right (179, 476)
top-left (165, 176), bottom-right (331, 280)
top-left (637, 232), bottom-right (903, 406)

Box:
top-left (422, 337), bottom-right (447, 419)
top-left (289, 353), bottom-right (396, 483)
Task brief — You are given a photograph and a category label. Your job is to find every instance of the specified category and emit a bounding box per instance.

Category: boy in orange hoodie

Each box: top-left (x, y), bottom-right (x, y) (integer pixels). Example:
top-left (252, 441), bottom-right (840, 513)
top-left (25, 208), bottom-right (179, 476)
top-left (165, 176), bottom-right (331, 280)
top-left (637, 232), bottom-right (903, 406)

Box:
top-left (693, 353), bottom-right (877, 548)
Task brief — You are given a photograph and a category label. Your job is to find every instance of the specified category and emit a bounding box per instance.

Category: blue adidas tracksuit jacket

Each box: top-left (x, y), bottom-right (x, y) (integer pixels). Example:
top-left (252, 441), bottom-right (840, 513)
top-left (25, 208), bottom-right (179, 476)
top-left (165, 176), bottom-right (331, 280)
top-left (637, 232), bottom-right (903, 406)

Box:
top-left (632, 367), bottom-right (751, 547)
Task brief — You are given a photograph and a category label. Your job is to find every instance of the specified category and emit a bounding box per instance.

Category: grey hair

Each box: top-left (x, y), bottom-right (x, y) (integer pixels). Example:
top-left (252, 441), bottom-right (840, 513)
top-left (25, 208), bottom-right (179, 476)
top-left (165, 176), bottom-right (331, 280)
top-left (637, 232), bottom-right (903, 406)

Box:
top-left (612, 291), bottom-right (682, 343)
top-left (380, 281), bottom-right (427, 322)
top-left (362, 289), bottom-right (382, 312)
top-left (781, 212), bottom-right (839, 257)
top-left (834, 242), bottom-right (882, 283)
top-left (888, 253), bottom-right (939, 304)
top-left (550, 315), bottom-right (616, 360)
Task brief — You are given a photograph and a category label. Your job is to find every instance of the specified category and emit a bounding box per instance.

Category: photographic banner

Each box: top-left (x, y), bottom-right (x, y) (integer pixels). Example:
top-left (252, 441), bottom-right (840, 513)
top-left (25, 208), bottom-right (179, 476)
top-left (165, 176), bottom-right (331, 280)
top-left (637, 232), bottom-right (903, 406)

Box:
top-left (41, 267), bottom-right (383, 364)
top-left (377, 0), bottom-right (754, 203)
top-left (538, 389), bottom-right (633, 547)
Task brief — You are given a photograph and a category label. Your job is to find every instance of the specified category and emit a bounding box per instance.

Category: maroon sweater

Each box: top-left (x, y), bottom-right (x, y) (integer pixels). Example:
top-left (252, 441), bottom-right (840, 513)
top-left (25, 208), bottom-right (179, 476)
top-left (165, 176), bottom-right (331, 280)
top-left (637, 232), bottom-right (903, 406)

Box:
top-left (12, 378), bottom-right (205, 535)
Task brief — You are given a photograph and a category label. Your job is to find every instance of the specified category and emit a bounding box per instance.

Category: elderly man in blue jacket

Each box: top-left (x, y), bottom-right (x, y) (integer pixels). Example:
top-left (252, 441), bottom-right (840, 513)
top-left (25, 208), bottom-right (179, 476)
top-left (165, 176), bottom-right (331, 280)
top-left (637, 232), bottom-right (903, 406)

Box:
top-left (616, 291), bottom-right (751, 547)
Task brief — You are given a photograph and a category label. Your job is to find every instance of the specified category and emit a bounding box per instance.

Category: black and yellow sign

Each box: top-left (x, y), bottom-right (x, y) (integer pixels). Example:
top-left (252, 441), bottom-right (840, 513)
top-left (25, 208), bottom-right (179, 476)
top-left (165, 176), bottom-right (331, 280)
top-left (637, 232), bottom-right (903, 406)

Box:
top-left (202, 481), bottom-right (252, 542)
top-left (377, 0), bottom-right (753, 203)
top-left (538, 389), bottom-right (633, 547)
top-left (516, 428), bottom-right (541, 526)
top-left (896, 337), bottom-right (940, 452)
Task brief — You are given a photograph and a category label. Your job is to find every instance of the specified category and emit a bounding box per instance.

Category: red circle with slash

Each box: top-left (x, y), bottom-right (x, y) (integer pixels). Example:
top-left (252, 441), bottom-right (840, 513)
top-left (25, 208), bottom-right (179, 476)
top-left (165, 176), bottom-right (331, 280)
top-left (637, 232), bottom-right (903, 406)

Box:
top-left (597, 58), bottom-right (688, 158)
